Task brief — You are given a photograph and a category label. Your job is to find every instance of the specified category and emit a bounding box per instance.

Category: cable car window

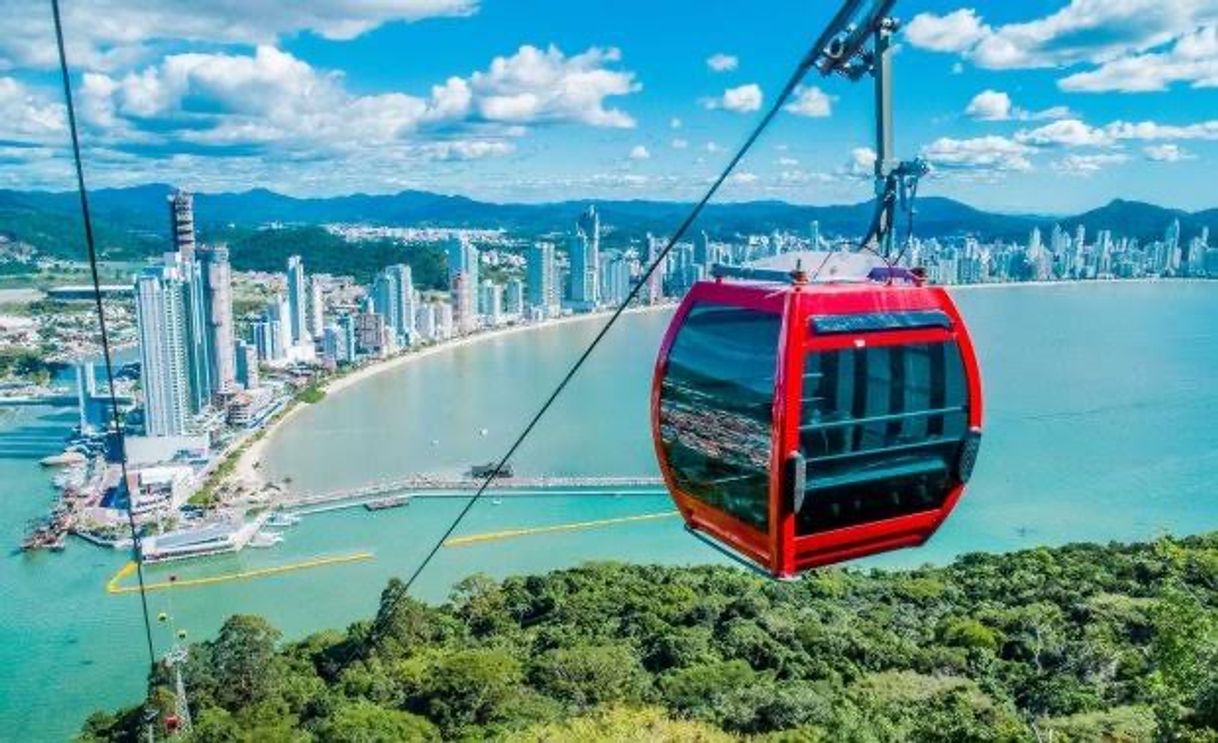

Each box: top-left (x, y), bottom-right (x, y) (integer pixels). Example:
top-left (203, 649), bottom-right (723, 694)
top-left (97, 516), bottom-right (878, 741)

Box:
top-left (659, 304), bottom-right (780, 531)
top-left (798, 341), bottom-right (969, 535)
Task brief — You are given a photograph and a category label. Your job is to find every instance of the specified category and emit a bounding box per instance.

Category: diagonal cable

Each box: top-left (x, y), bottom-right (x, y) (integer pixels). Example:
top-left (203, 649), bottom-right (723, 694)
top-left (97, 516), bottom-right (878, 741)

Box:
top-left (358, 28), bottom-right (835, 648)
top-left (51, 0), bottom-right (158, 670)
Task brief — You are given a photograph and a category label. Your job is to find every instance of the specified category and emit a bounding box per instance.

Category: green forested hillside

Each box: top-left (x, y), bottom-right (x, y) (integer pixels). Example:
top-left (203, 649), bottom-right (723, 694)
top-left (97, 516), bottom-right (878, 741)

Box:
top-left (82, 534), bottom-right (1218, 741)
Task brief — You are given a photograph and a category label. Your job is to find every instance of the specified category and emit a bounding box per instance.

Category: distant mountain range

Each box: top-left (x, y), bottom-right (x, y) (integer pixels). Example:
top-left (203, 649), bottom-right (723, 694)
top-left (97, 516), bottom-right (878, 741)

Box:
top-left (0, 184), bottom-right (1214, 262)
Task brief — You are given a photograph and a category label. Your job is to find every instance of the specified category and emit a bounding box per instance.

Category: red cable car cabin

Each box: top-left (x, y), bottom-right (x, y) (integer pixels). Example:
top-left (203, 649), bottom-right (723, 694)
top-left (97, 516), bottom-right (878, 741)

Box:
top-left (651, 264), bottom-right (983, 579)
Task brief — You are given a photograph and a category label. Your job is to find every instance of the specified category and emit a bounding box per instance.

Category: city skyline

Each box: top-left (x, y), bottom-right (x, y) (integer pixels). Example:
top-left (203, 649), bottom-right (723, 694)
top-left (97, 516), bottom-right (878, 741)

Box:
top-left (1, 1), bottom-right (1216, 212)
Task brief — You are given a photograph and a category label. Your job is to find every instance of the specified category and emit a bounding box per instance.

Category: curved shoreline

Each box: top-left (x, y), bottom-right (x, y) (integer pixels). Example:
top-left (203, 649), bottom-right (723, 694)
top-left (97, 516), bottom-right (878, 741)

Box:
top-left (230, 305), bottom-right (674, 493)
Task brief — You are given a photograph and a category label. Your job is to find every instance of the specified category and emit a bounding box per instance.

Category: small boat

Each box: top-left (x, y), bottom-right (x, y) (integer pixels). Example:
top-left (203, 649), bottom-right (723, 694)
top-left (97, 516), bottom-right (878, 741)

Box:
top-left (40, 451), bottom-right (86, 467)
top-left (250, 531), bottom-right (284, 548)
top-left (491, 497), bottom-right (503, 506)
top-left (365, 495), bottom-right (410, 511)
top-left (469, 462), bottom-right (514, 479)
top-left (265, 512), bottom-right (301, 528)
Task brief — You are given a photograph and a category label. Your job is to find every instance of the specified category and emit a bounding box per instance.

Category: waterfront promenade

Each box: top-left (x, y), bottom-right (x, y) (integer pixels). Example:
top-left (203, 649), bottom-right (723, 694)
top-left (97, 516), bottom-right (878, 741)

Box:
top-left (283, 475), bottom-right (665, 509)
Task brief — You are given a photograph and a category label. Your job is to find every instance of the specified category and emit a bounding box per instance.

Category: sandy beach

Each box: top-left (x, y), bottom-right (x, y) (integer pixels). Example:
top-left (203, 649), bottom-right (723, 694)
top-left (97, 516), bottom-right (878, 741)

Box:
top-left (228, 305), bottom-right (672, 493)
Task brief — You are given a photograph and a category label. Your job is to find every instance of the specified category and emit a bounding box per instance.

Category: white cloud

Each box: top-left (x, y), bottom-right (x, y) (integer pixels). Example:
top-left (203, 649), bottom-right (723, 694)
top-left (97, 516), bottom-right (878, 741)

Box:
top-left (922, 135), bottom-right (1034, 171)
top-left (1144, 143), bottom-right (1196, 161)
top-left (671, 138), bottom-right (688, 149)
top-left (1016, 117), bottom-right (1218, 149)
top-left (703, 83), bottom-right (762, 113)
top-left (470, 45), bottom-right (639, 128)
top-left (785, 85), bottom-right (833, 117)
top-left (905, 3), bottom-right (1218, 93)
top-left (1015, 118), bottom-right (1112, 146)
top-left (838, 147), bottom-right (877, 177)
top-left (964, 88), bottom-right (1013, 120)
top-left (965, 90), bottom-right (1073, 121)
top-left (706, 53), bottom-right (739, 72)
top-left (628, 144), bottom-right (650, 160)
top-left (0, 0), bottom-right (478, 71)
top-left (906, 9), bottom-right (989, 53)
top-left (670, 117), bottom-right (682, 129)
top-left (1104, 119), bottom-right (1218, 140)
top-left (965, 89), bottom-right (1013, 120)
top-left (420, 140), bottom-right (514, 160)
top-left (71, 43), bottom-right (640, 154)
top-left (1050, 152), bottom-right (1129, 175)
top-left (705, 141), bottom-right (722, 153)
top-left (777, 156), bottom-right (799, 166)
top-left (0, 77), bottom-right (65, 142)
top-left (727, 171), bottom-right (758, 184)
top-left (1060, 25), bottom-right (1218, 92)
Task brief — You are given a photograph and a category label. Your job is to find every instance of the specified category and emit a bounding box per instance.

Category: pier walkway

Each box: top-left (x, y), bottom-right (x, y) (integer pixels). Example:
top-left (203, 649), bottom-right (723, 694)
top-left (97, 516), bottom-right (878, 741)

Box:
top-left (284, 475), bottom-right (665, 509)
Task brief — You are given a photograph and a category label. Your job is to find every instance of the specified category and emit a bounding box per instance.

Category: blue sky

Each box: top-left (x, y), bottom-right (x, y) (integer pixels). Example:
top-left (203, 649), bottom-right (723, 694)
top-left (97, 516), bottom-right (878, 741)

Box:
top-left (2, 0), bottom-right (1216, 212)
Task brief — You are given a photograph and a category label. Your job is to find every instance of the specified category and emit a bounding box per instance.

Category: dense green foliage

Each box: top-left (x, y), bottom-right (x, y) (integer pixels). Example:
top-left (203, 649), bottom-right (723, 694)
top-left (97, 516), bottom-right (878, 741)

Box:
top-left (295, 385), bottom-right (326, 405)
top-left (214, 226), bottom-right (447, 287)
top-left (82, 534), bottom-right (1218, 741)
top-left (0, 347), bottom-right (56, 384)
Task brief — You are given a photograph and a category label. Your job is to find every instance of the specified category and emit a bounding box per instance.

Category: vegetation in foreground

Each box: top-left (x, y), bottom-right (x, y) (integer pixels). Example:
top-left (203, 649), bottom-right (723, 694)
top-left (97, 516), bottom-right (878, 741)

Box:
top-left (81, 534), bottom-right (1218, 741)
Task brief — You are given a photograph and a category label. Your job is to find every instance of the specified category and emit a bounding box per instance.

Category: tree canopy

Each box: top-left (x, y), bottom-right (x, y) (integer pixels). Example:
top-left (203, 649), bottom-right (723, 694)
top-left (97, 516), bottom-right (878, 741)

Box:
top-left (81, 533), bottom-right (1218, 741)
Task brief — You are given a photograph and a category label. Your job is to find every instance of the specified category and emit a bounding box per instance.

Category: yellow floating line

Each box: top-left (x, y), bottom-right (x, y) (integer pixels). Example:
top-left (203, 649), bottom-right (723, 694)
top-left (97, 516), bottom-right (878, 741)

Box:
top-left (445, 511), bottom-right (679, 547)
top-left (106, 552), bottom-right (374, 595)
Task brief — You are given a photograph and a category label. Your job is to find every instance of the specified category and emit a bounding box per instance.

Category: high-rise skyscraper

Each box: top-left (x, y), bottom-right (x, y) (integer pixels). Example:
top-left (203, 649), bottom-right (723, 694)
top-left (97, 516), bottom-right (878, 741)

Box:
top-left (168, 189), bottom-right (196, 262)
top-left (308, 277), bottom-right (325, 340)
top-left (372, 264), bottom-right (416, 345)
top-left (166, 190), bottom-right (211, 412)
top-left (234, 340), bottom-right (259, 390)
top-left (504, 278), bottom-right (524, 316)
top-left (599, 253), bottom-right (630, 305)
top-left (645, 234), bottom-right (665, 304)
top-left (447, 239), bottom-right (479, 332)
top-left (135, 265), bottom-right (191, 437)
top-left (286, 255), bottom-right (308, 343)
top-left (479, 280), bottom-right (503, 325)
top-left (569, 205), bottom-right (600, 306)
top-left (200, 244), bottom-right (236, 395)
top-left (527, 241), bottom-right (558, 316)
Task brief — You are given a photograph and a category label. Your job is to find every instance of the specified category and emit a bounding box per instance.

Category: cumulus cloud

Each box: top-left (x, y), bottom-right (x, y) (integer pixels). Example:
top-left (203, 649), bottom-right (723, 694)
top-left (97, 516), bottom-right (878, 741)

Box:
top-left (727, 171), bottom-right (758, 184)
top-left (777, 156), bottom-right (799, 166)
top-left (785, 86), bottom-right (833, 117)
top-left (670, 117), bottom-right (682, 129)
top-left (965, 89), bottom-right (1014, 120)
top-left (0, 0), bottom-right (478, 71)
top-left (905, 9), bottom-right (988, 53)
top-left (703, 83), bottom-right (762, 113)
top-left (1144, 143), bottom-right (1196, 161)
top-left (1016, 117), bottom-right (1218, 147)
top-left (0, 76), bottom-right (65, 142)
top-left (963, 89), bottom-right (1070, 122)
top-left (72, 43), bottom-right (639, 154)
top-left (470, 45), bottom-right (639, 128)
top-left (628, 144), bottom-right (650, 160)
top-left (921, 135), bottom-right (1034, 171)
top-left (905, 2), bottom-right (1218, 93)
top-left (1015, 119), bottom-right (1112, 147)
top-left (1051, 152), bottom-right (1130, 175)
top-left (706, 53), bottom-right (739, 72)
top-left (1060, 25), bottom-right (1218, 92)
top-left (837, 147), bottom-right (877, 178)
top-left (421, 140), bottom-right (514, 161)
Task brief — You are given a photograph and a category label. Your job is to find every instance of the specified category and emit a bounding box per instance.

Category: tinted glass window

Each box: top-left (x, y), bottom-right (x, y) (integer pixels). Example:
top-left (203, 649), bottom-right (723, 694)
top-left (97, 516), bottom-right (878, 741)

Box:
top-left (659, 304), bottom-right (780, 531)
top-left (798, 341), bottom-right (969, 535)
